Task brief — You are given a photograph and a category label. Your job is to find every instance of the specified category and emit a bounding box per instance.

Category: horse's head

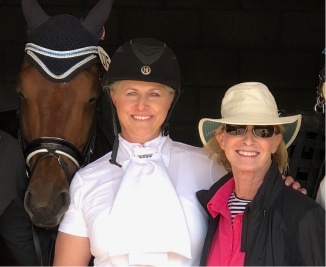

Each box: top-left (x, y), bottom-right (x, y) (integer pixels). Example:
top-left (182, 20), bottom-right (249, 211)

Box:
top-left (18, 0), bottom-right (113, 228)
top-left (18, 63), bottom-right (101, 228)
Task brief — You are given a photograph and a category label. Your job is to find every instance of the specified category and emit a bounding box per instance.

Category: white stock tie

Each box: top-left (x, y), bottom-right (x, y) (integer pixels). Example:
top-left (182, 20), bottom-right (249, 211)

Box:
top-left (107, 141), bottom-right (191, 265)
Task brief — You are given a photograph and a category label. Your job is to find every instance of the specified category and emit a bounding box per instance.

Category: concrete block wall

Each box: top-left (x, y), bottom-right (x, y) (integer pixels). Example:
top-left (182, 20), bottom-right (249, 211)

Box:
top-left (0, 0), bottom-right (324, 146)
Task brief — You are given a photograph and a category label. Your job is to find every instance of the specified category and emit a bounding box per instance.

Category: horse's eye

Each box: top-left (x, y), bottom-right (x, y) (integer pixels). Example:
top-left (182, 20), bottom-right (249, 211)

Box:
top-left (88, 97), bottom-right (97, 104)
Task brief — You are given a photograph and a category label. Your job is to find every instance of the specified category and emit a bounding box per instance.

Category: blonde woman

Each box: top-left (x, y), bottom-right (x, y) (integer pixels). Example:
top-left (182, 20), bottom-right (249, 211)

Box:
top-left (197, 82), bottom-right (325, 266)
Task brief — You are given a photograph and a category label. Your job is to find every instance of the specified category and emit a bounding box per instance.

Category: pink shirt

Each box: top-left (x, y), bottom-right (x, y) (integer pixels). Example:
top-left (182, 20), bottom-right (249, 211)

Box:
top-left (206, 178), bottom-right (245, 266)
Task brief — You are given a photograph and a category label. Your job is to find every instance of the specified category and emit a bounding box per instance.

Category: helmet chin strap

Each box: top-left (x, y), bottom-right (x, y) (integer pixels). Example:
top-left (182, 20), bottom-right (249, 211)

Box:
top-left (108, 92), bottom-right (122, 167)
top-left (162, 88), bottom-right (180, 136)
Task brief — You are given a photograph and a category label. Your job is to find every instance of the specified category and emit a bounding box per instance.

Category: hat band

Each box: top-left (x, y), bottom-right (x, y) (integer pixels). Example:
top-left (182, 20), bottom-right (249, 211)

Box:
top-left (25, 43), bottom-right (99, 80)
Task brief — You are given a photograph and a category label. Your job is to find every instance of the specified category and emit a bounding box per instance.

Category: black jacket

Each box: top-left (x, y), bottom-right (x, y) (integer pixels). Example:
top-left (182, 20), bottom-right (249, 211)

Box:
top-left (197, 163), bottom-right (325, 266)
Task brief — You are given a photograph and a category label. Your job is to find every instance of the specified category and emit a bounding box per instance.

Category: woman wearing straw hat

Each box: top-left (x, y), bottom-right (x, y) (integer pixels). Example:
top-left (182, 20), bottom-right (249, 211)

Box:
top-left (197, 82), bottom-right (325, 266)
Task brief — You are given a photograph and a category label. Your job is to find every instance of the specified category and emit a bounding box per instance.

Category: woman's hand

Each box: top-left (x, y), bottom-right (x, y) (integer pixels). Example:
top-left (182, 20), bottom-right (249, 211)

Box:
top-left (282, 175), bottom-right (307, 195)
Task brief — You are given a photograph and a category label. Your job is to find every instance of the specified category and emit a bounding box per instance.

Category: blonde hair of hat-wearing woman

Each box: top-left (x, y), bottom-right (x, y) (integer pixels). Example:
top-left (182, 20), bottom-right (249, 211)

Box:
top-left (197, 82), bottom-right (325, 266)
top-left (53, 40), bottom-right (305, 266)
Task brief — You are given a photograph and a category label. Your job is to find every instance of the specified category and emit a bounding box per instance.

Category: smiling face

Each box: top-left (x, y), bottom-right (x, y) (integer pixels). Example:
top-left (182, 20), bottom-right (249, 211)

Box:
top-left (110, 80), bottom-right (175, 144)
top-left (216, 125), bottom-right (282, 176)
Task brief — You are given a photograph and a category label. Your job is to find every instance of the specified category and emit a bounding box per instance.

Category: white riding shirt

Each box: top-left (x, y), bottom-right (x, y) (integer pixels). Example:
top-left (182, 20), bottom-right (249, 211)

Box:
top-left (58, 135), bottom-right (226, 266)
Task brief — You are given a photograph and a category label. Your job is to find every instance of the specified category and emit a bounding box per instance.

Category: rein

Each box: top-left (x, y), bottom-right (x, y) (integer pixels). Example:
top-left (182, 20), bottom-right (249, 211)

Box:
top-left (20, 118), bottom-right (97, 266)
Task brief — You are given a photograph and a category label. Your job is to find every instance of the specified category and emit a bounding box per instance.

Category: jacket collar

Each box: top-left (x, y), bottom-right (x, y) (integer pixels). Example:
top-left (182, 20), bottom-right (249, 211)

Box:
top-left (247, 162), bottom-right (283, 212)
top-left (196, 162), bottom-right (283, 215)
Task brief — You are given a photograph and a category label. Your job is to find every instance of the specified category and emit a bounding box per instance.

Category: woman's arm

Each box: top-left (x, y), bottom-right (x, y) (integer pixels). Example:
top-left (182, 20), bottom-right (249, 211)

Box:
top-left (53, 231), bottom-right (91, 266)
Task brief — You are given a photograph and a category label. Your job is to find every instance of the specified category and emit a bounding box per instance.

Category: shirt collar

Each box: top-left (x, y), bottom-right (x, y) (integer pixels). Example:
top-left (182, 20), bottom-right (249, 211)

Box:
top-left (207, 178), bottom-right (235, 218)
top-left (116, 134), bottom-right (172, 167)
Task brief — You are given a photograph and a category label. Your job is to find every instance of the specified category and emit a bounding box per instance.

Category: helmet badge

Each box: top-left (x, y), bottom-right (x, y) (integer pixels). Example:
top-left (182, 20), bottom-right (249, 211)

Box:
top-left (141, 65), bottom-right (151, 75)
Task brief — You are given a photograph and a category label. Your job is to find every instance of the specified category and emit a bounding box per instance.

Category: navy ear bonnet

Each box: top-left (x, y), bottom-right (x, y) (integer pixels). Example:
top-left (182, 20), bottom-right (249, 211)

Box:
top-left (107, 37), bottom-right (181, 92)
top-left (22, 0), bottom-right (113, 83)
top-left (25, 15), bottom-right (99, 82)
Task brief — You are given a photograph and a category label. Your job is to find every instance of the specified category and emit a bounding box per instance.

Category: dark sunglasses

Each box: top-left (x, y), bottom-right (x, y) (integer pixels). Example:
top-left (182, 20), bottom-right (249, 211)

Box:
top-left (225, 124), bottom-right (276, 138)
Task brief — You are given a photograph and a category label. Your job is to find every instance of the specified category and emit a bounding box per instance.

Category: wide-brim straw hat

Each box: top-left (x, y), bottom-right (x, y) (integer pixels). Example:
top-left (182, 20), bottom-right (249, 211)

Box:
top-left (198, 82), bottom-right (302, 148)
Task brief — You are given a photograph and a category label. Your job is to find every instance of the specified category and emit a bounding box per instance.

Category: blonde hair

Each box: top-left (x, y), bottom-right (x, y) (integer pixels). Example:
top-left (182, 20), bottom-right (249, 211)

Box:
top-left (205, 124), bottom-right (289, 174)
top-left (102, 80), bottom-right (121, 94)
top-left (104, 80), bottom-right (175, 95)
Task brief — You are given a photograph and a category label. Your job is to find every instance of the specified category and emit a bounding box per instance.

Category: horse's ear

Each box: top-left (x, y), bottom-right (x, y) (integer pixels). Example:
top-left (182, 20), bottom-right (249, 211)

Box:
top-left (81, 0), bottom-right (114, 40)
top-left (21, 0), bottom-right (50, 34)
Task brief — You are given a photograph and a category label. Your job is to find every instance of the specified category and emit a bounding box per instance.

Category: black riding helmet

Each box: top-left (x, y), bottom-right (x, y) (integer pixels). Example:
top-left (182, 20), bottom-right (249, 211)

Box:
top-left (107, 37), bottom-right (181, 167)
top-left (107, 37), bottom-right (181, 91)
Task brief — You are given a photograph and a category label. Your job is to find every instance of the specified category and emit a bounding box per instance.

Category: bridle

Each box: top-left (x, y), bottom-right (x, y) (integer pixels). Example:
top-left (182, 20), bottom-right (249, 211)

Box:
top-left (17, 41), bottom-right (107, 266)
top-left (19, 0), bottom-right (114, 263)
top-left (19, 43), bottom-right (104, 181)
top-left (25, 138), bottom-right (83, 182)
top-left (18, 104), bottom-right (98, 182)
top-left (17, 101), bottom-right (98, 266)
top-left (17, 89), bottom-right (98, 265)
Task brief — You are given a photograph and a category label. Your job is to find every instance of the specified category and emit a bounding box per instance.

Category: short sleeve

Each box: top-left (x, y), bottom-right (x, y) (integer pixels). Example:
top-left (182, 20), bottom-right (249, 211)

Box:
top-left (58, 172), bottom-right (88, 237)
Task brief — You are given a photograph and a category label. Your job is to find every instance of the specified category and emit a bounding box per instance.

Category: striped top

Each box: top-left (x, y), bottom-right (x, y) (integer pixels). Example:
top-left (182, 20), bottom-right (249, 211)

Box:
top-left (228, 191), bottom-right (251, 222)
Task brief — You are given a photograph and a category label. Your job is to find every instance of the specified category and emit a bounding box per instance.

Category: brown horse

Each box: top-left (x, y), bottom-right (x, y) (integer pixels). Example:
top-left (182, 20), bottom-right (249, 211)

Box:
top-left (17, 0), bottom-right (114, 229)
